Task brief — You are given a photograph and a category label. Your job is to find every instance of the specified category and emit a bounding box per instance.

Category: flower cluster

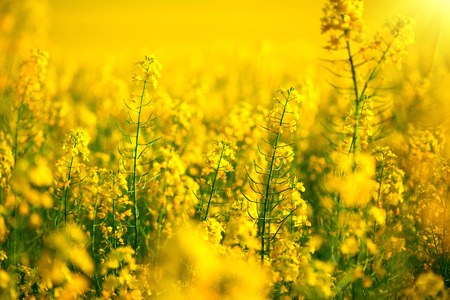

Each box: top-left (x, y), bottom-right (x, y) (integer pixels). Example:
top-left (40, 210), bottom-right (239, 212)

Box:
top-left (380, 16), bottom-right (415, 68)
top-left (0, 133), bottom-right (13, 189)
top-left (15, 49), bottom-right (49, 107)
top-left (95, 169), bottom-right (131, 248)
top-left (132, 55), bottom-right (162, 89)
top-left (12, 49), bottom-right (50, 163)
top-left (373, 146), bottom-right (405, 207)
top-left (203, 138), bottom-right (237, 180)
top-left (53, 129), bottom-right (91, 225)
top-left (266, 88), bottom-right (302, 134)
top-left (101, 246), bottom-right (151, 299)
top-left (60, 128), bottom-right (91, 161)
top-left (38, 224), bottom-right (94, 298)
top-left (321, 0), bottom-right (365, 50)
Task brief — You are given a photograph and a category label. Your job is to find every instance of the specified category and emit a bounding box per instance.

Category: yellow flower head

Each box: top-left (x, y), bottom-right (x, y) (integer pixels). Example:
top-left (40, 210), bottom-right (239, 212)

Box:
top-left (134, 55), bottom-right (162, 89)
top-left (62, 129), bottom-right (91, 161)
top-left (321, 0), bottom-right (365, 50)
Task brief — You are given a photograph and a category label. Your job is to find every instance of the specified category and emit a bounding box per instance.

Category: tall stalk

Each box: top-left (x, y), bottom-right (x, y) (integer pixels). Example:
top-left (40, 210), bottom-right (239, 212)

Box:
top-left (204, 148), bottom-right (224, 221)
top-left (244, 88), bottom-right (306, 264)
top-left (91, 176), bottom-right (100, 296)
top-left (13, 83), bottom-right (28, 166)
top-left (346, 40), bottom-right (361, 167)
top-left (260, 102), bottom-right (286, 263)
top-left (117, 55), bottom-right (161, 255)
top-left (63, 156), bottom-right (75, 226)
top-left (196, 138), bottom-right (236, 222)
top-left (54, 129), bottom-right (90, 228)
top-left (130, 67), bottom-right (148, 254)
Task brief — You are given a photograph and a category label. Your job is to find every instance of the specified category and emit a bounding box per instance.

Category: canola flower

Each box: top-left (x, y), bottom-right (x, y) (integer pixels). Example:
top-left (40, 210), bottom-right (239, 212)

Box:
top-left (54, 129), bottom-right (90, 226)
top-left (321, 0), bottom-right (365, 50)
top-left (119, 55), bottom-right (162, 255)
top-left (200, 138), bottom-right (237, 221)
top-left (13, 49), bottom-right (49, 165)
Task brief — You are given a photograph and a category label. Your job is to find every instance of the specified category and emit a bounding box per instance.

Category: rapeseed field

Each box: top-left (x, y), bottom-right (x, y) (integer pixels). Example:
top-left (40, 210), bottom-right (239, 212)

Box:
top-left (1, 0), bottom-right (450, 298)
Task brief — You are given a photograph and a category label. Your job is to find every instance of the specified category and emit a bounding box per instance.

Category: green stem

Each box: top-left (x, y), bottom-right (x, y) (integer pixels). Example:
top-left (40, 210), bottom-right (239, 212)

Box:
top-left (113, 196), bottom-right (117, 249)
top-left (91, 179), bottom-right (100, 296)
top-left (443, 183), bottom-right (449, 257)
top-left (198, 192), bottom-right (204, 223)
top-left (13, 79), bottom-right (31, 167)
top-left (91, 188), bottom-right (99, 259)
top-left (155, 204), bottom-right (165, 260)
top-left (373, 159), bottom-right (385, 242)
top-left (63, 156), bottom-right (75, 226)
top-left (131, 67), bottom-right (149, 254)
top-left (260, 91), bottom-right (290, 264)
top-left (347, 34), bottom-right (397, 163)
top-left (290, 196), bottom-right (294, 234)
top-left (204, 148), bottom-right (224, 221)
top-left (12, 197), bottom-right (18, 265)
top-left (335, 193), bottom-right (342, 264)
top-left (346, 40), bottom-right (361, 170)
top-left (111, 171), bottom-right (118, 250)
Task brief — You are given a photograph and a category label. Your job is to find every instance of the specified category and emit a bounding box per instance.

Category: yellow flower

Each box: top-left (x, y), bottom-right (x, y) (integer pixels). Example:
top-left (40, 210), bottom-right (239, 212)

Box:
top-left (369, 206), bottom-right (386, 224)
top-left (321, 0), bottom-right (365, 50)
top-left (340, 236), bottom-right (359, 256)
top-left (0, 217), bottom-right (7, 243)
top-left (29, 157), bottom-right (53, 187)
top-left (0, 269), bottom-right (10, 289)
top-left (29, 213), bottom-right (42, 228)
top-left (135, 55), bottom-right (162, 89)
top-left (410, 272), bottom-right (445, 298)
top-left (62, 129), bottom-right (91, 161)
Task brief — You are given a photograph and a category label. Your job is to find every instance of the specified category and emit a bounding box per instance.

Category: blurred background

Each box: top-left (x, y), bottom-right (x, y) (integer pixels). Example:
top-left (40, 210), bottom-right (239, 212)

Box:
top-left (1, 0), bottom-right (449, 68)
top-left (47, 0), bottom-right (449, 61)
